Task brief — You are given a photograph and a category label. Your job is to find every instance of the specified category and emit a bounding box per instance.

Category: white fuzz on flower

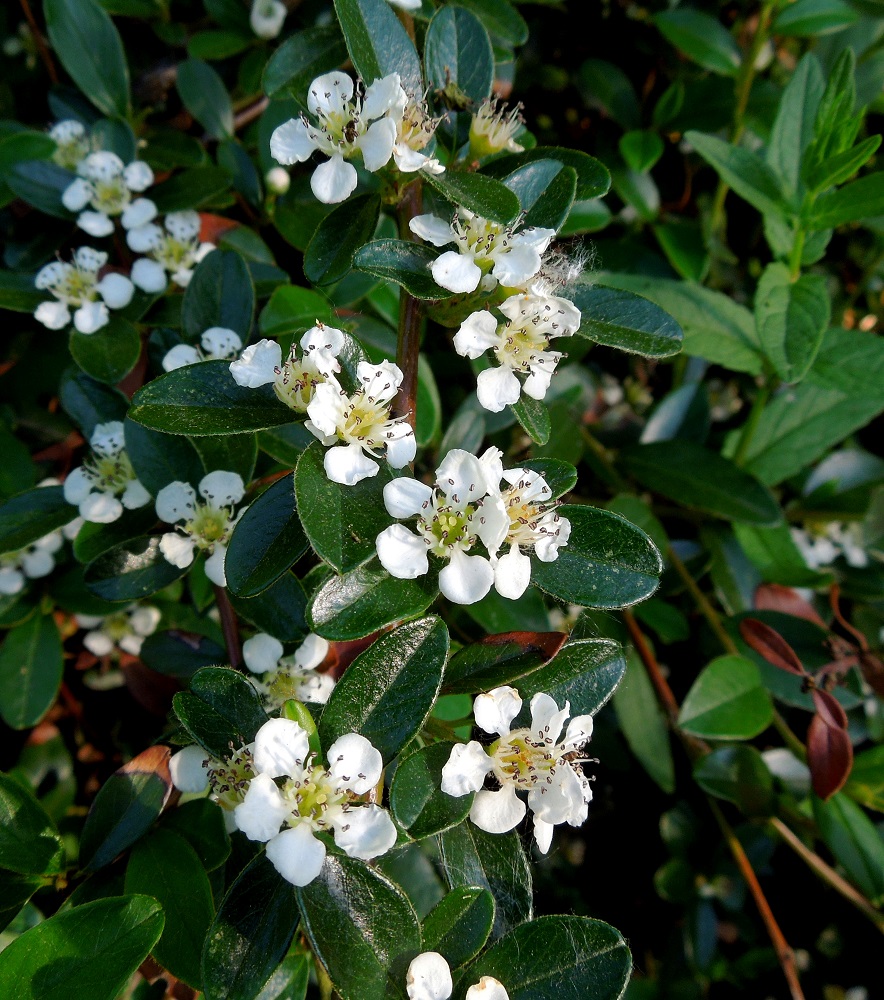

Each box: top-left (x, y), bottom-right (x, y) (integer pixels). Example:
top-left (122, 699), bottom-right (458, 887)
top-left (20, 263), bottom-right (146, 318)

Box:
top-left (454, 292), bottom-right (581, 412)
top-left (469, 98), bottom-right (525, 158)
top-left (375, 448), bottom-right (509, 605)
top-left (229, 322), bottom-right (345, 412)
top-left (62, 151), bottom-right (155, 237)
top-left (34, 247), bottom-right (135, 333)
top-left (77, 603), bottom-right (161, 658)
top-left (409, 209), bottom-right (555, 294)
top-left (270, 71), bottom-right (406, 203)
top-left (243, 631), bottom-right (335, 709)
top-left (250, 0), bottom-right (287, 38)
top-left (63, 421), bottom-right (151, 524)
top-left (441, 685), bottom-right (594, 852)
top-left (0, 531), bottom-right (63, 595)
top-left (127, 210), bottom-right (215, 293)
top-left (405, 953), bottom-right (510, 1000)
top-left (305, 360), bottom-right (416, 485)
top-left (163, 327), bottom-right (243, 371)
top-left (49, 119), bottom-right (92, 170)
top-left (155, 471), bottom-right (247, 587)
top-left (392, 95), bottom-right (445, 175)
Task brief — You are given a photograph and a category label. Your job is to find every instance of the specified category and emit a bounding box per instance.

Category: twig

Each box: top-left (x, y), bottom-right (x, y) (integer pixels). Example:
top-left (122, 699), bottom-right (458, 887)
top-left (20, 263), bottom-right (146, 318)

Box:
top-left (623, 610), bottom-right (682, 727)
top-left (394, 179), bottom-right (423, 430)
top-left (234, 96), bottom-right (269, 132)
top-left (20, 0), bottom-right (58, 84)
top-left (667, 545), bottom-right (739, 655)
top-left (213, 585), bottom-right (242, 668)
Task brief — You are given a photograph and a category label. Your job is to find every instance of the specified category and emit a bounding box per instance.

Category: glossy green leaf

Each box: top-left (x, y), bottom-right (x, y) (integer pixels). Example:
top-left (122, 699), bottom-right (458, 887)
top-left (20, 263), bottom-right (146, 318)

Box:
top-left (161, 799), bottom-right (230, 871)
top-left (69, 316), bottom-right (141, 385)
top-left (333, 0), bottom-right (422, 94)
top-left (130, 360), bottom-right (293, 435)
top-left (44, 0), bottom-right (131, 118)
top-left (0, 270), bottom-right (48, 312)
top-left (517, 638), bottom-right (626, 717)
top-left (421, 887), bottom-right (495, 970)
top-left (620, 130), bottom-right (665, 173)
top-left (125, 828), bottom-right (214, 987)
top-left (503, 160), bottom-right (577, 231)
top-left (510, 394), bottom-right (550, 445)
top-left (621, 441), bottom-right (782, 525)
top-left (296, 854), bottom-right (421, 1000)
top-left (425, 171), bottom-right (520, 226)
top-left (693, 746), bottom-right (775, 816)
top-left (391, 742), bottom-right (473, 838)
top-left (304, 193), bottom-right (381, 286)
top-left (570, 282), bottom-right (683, 358)
top-left (230, 571), bottom-right (309, 642)
top-left (453, 0), bottom-right (527, 44)
top-left (0, 486), bottom-right (76, 554)
top-left (484, 146), bottom-right (610, 200)
top-left (773, 0), bottom-right (858, 37)
top-left (182, 249), bottom-right (254, 340)
top-left (678, 655), bottom-right (773, 739)
top-left (813, 792), bottom-right (884, 905)
top-left (0, 870), bottom-right (45, 934)
top-left (755, 263), bottom-right (830, 383)
top-left (263, 23), bottom-right (349, 100)
top-left (531, 505), bottom-right (662, 609)
top-left (655, 8), bottom-right (740, 76)
top-left (0, 131), bottom-right (56, 176)
top-left (845, 746), bottom-right (884, 813)
top-left (444, 632), bottom-right (565, 695)
top-left (614, 648), bottom-right (674, 793)
top-left (0, 614), bottom-right (63, 730)
top-left (0, 772), bottom-right (65, 875)
top-left (0, 895), bottom-right (164, 1000)
top-left (686, 131), bottom-right (790, 217)
top-left (175, 666), bottom-right (268, 758)
top-left (176, 58), bottom-right (234, 140)
top-left (150, 166), bottom-right (232, 211)
top-left (124, 419), bottom-right (204, 497)
top-left (579, 58), bottom-right (640, 130)
top-left (810, 171), bottom-right (884, 229)
top-left (85, 535), bottom-right (189, 600)
top-left (319, 616), bottom-right (448, 761)
top-left (60, 368), bottom-right (129, 435)
top-left (424, 5), bottom-right (494, 103)
top-left (6, 160), bottom-right (73, 217)
top-left (226, 475), bottom-right (309, 598)
top-left (353, 240), bottom-right (448, 299)
top-left (259, 285), bottom-right (336, 337)
top-left (202, 854), bottom-right (300, 1000)
top-left (73, 508), bottom-right (158, 565)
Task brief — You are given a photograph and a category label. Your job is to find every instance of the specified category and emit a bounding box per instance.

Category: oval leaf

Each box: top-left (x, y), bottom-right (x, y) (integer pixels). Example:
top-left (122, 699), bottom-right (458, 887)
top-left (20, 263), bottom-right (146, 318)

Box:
top-left (0, 614), bottom-right (63, 730)
top-left (678, 655), bottom-right (773, 740)
top-left (391, 742), bottom-right (474, 839)
top-left (425, 171), bottom-right (520, 226)
top-left (84, 535), bottom-right (189, 600)
top-left (571, 283), bottom-right (683, 358)
top-left (421, 887), bottom-right (495, 970)
top-left (424, 5), bottom-right (494, 103)
top-left (304, 193), bottom-right (381, 286)
top-left (0, 772), bottom-right (65, 875)
top-left (182, 249), bottom-right (255, 339)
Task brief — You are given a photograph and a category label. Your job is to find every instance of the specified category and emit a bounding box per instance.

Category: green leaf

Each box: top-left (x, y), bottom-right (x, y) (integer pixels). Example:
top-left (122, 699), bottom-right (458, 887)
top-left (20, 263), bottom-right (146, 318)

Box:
top-left (438, 824), bottom-right (531, 938)
top-left (421, 887), bottom-right (494, 970)
top-left (69, 316), bottom-right (142, 385)
top-left (259, 285), bottom-right (336, 338)
top-left (308, 563), bottom-right (439, 640)
top-left (333, 0), bottom-right (422, 94)
top-left (620, 130), bottom-right (665, 173)
top-left (263, 23), bottom-right (349, 100)
top-left (202, 854), bottom-right (300, 1000)
top-left (0, 270), bottom-right (46, 313)
top-left (621, 441), bottom-right (782, 525)
top-left (766, 53), bottom-right (825, 196)
top-left (319, 616), bottom-right (448, 761)
top-left (182, 249), bottom-right (255, 340)
top-left (515, 638), bottom-right (626, 716)
top-left (130, 360), bottom-right (293, 436)
top-left (484, 146), bottom-right (610, 200)
top-left (150, 166), bottom-right (232, 212)
top-left (353, 240), bottom-right (448, 299)
top-left (6, 160), bottom-right (74, 217)
top-left (161, 799), bottom-right (230, 871)
top-left (444, 632), bottom-right (565, 695)
top-left (125, 828), bottom-right (214, 987)
top-left (678, 655), bottom-right (773, 739)
top-left (845, 746), bottom-right (884, 813)
top-left (424, 5), bottom-right (494, 103)
top-left (0, 614), bottom-right (63, 730)
top-left (531, 505), bottom-right (662, 609)
top-left (773, 0), bottom-right (859, 37)
top-left (226, 475), bottom-right (309, 598)
top-left (193, 427), bottom-right (258, 483)
top-left (502, 160), bottom-right (577, 231)
top-left (0, 131), bottom-right (56, 176)
top-left (85, 535), bottom-right (189, 600)
top-left (188, 29), bottom-right (252, 60)
top-left (60, 368), bottom-right (129, 435)
top-left (176, 58), bottom-right (234, 140)
top-left (73, 508), bottom-right (158, 565)
top-left (510, 394), bottom-right (550, 446)
top-left (561, 197), bottom-right (612, 236)
top-left (0, 772), bottom-right (65, 875)
top-left (391, 742), bottom-right (473, 839)
top-left (570, 282), bottom-right (683, 358)
top-left (0, 486), bottom-right (75, 554)
top-left (755, 263), bottom-right (830, 383)
top-left (810, 171), bottom-right (884, 229)
top-left (230, 572), bottom-right (309, 642)
top-left (304, 193), bottom-right (381, 286)
top-left (693, 746), bottom-right (775, 816)
top-left (578, 58), bottom-right (640, 130)
top-left (0, 870), bottom-right (45, 935)
top-left (813, 792), bottom-right (884, 905)
top-left (451, 0), bottom-right (527, 45)
top-left (425, 171), bottom-right (520, 225)
top-left (0, 895), bottom-right (164, 1000)
top-left (520, 458), bottom-right (577, 500)
top-left (655, 8), bottom-right (740, 76)
top-left (464, 915), bottom-right (631, 1000)
top-left (613, 648), bottom-right (675, 793)
top-left (733, 521), bottom-right (827, 587)
top-left (686, 131), bottom-right (790, 217)
top-left (124, 419), bottom-right (204, 497)
top-left (296, 855), bottom-right (421, 1000)
top-left (805, 135), bottom-right (881, 195)
top-left (44, 0), bottom-right (130, 118)
top-left (175, 666), bottom-right (268, 758)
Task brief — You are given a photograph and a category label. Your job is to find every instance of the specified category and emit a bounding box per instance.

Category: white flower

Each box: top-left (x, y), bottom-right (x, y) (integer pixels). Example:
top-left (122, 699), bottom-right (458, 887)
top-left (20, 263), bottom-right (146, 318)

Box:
top-left (229, 323), bottom-right (345, 413)
top-left (243, 632), bottom-right (335, 709)
top-left (409, 210), bottom-right (555, 294)
top-left (469, 98), bottom-right (525, 158)
top-left (405, 953), bottom-right (509, 1000)
top-left (265, 166), bottom-right (291, 195)
top-left (441, 686), bottom-right (594, 852)
top-left (250, 0), bottom-right (286, 38)
top-left (63, 421), bottom-right (151, 524)
top-left (163, 327), bottom-right (243, 371)
top-left (0, 531), bottom-right (63, 595)
top-left (49, 119), bottom-right (91, 171)
top-left (34, 247), bottom-right (135, 333)
top-left (305, 361), bottom-right (416, 485)
top-left (155, 471), bottom-right (247, 587)
top-left (233, 718), bottom-right (397, 885)
top-left (77, 603), bottom-right (161, 657)
top-left (127, 210), bottom-right (215, 292)
top-left (270, 71), bottom-right (405, 203)
top-left (392, 96), bottom-right (445, 175)
top-left (375, 449), bottom-right (508, 605)
top-left (454, 292), bottom-right (581, 412)
top-left (791, 522), bottom-right (868, 570)
top-left (62, 151), bottom-right (155, 237)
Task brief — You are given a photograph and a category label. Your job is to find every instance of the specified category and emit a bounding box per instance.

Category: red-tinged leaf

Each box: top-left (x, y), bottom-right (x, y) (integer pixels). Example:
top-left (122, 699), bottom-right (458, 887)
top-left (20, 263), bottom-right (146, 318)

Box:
top-left (859, 650), bottom-right (884, 699)
top-left (200, 213), bottom-right (240, 243)
top-left (739, 618), bottom-right (806, 676)
top-left (754, 584), bottom-right (828, 628)
top-left (478, 631), bottom-right (568, 660)
top-left (808, 689), bottom-right (853, 800)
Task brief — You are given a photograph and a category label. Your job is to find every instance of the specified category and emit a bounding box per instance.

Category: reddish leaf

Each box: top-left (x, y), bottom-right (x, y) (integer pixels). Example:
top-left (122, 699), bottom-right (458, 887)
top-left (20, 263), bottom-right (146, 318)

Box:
top-left (859, 650), bottom-right (884, 699)
top-left (738, 618), bottom-right (806, 676)
top-left (199, 213), bottom-right (239, 244)
top-left (478, 630), bottom-right (567, 660)
top-left (754, 584), bottom-right (827, 627)
top-left (807, 690), bottom-right (853, 799)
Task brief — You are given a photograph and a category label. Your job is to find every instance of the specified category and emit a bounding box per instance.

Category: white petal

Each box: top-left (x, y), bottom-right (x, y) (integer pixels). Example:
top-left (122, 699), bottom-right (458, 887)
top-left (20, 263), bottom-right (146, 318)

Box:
top-left (385, 425), bottom-right (416, 469)
top-left (470, 786), bottom-right (526, 834)
top-left (307, 71), bottom-right (354, 118)
top-left (409, 214), bottom-right (454, 247)
top-left (362, 73), bottom-right (405, 120)
top-left (270, 118), bottom-right (317, 165)
top-left (73, 300), bottom-right (109, 334)
top-left (300, 323), bottom-right (345, 358)
top-left (326, 732), bottom-right (383, 795)
top-left (434, 449), bottom-right (486, 503)
top-left (80, 490), bottom-right (123, 524)
top-left (243, 632), bottom-right (284, 674)
top-left (199, 470), bottom-right (245, 506)
top-left (440, 741), bottom-right (492, 796)
top-left (130, 258), bottom-right (167, 293)
top-left (119, 633), bottom-right (145, 656)
top-left (254, 717), bottom-right (310, 778)
top-left (293, 671), bottom-right (335, 705)
top-left (534, 514), bottom-right (570, 562)
top-left (473, 686), bottom-right (522, 737)
top-left (523, 366), bottom-right (555, 401)
top-left (123, 161), bottom-right (154, 191)
top-left (129, 605), bottom-right (161, 637)
top-left (493, 546), bottom-right (531, 600)
top-left (163, 344), bottom-right (202, 371)
top-left (82, 151), bottom-right (124, 181)
top-left (357, 359), bottom-right (404, 396)
top-left (156, 481), bottom-right (197, 523)
top-left (465, 977), bottom-right (510, 1000)
top-left (63, 467), bottom-right (93, 504)
top-left (33, 531), bottom-right (64, 554)
top-left (91, 421), bottom-right (125, 451)
top-left (62, 177), bottom-right (92, 211)
top-left (293, 633), bottom-right (329, 671)
top-left (515, 226), bottom-right (556, 252)
top-left (126, 223), bottom-right (163, 253)
top-left (83, 630), bottom-right (114, 657)
top-left (306, 380), bottom-right (346, 437)
top-left (439, 549), bottom-right (493, 605)
top-left (533, 816), bottom-right (554, 854)
top-left (20, 548), bottom-right (55, 579)
top-left (0, 568), bottom-right (25, 595)
top-left (265, 825), bottom-right (326, 886)
top-left (159, 532), bottom-right (196, 568)
top-left (204, 544), bottom-right (228, 587)
top-left (431, 251), bottom-right (481, 294)
top-left (383, 477), bottom-right (433, 518)
top-left (393, 144), bottom-right (435, 173)
top-left (77, 211), bottom-right (115, 237)
top-left (311, 155), bottom-right (358, 204)
top-left (476, 366), bottom-right (521, 414)
top-left (491, 243), bottom-right (542, 287)
top-left (529, 692), bottom-right (569, 745)
top-left (333, 804), bottom-right (397, 860)
top-left (230, 339), bottom-right (282, 387)
top-left (453, 311), bottom-right (500, 359)
top-left (73, 247), bottom-right (107, 272)
top-left (376, 524), bottom-right (429, 579)
top-left (165, 210), bottom-right (201, 240)
top-left (406, 952), bottom-right (453, 1000)
top-left (250, 0), bottom-right (287, 38)
top-left (234, 772), bottom-right (288, 841)
top-left (323, 443), bottom-right (378, 485)
top-left (474, 495), bottom-right (508, 555)
top-left (527, 764), bottom-right (585, 826)
top-left (564, 714), bottom-right (593, 748)
top-left (201, 326), bottom-right (242, 357)
top-left (35, 300), bottom-right (71, 330)
top-left (97, 272), bottom-right (135, 309)
top-left (169, 744), bottom-right (209, 793)
top-left (356, 117), bottom-right (396, 172)
top-left (35, 261), bottom-right (68, 289)
top-left (120, 197), bottom-right (157, 230)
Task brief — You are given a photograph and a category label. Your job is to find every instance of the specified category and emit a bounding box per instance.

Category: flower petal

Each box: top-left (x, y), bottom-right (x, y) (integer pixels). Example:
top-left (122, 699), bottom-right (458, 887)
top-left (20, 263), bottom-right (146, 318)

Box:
top-left (439, 548), bottom-right (493, 605)
top-left (265, 824), bottom-right (326, 886)
top-left (469, 785), bottom-right (526, 834)
top-left (120, 197), bottom-right (157, 229)
top-left (311, 155), bottom-right (358, 204)
top-left (63, 467), bottom-right (93, 505)
top-left (431, 251), bottom-right (481, 294)
top-left (163, 344), bottom-right (202, 371)
top-left (77, 211), bottom-right (115, 237)
top-left (243, 632), bottom-right (284, 674)
top-left (473, 686), bottom-right (522, 737)
top-left (293, 633), bottom-right (329, 671)
top-left (199, 470), bottom-right (245, 506)
top-left (62, 177), bottom-right (92, 211)
top-left (169, 744), bottom-right (209, 793)
top-left (383, 477), bottom-right (433, 518)
top-left (254, 717), bottom-right (310, 778)
top-left (97, 272), bottom-right (135, 309)
top-left (385, 424), bottom-right (417, 469)
top-left (476, 366), bottom-right (520, 413)
top-left (326, 732), bottom-right (383, 795)
top-left (166, 210), bottom-right (202, 241)
top-left (529, 692), bottom-right (569, 745)
top-left (80, 490), bottom-right (123, 524)
top-left (362, 73), bottom-right (405, 120)
top-left (440, 741), bottom-right (492, 796)
top-left (156, 481), bottom-right (197, 523)
top-left (323, 443), bottom-right (378, 485)
top-left (270, 118), bottom-right (316, 165)
top-left (356, 117), bottom-right (397, 172)
top-left (307, 71), bottom-right (354, 118)
top-left (34, 300), bottom-right (71, 330)
top-left (409, 214), bottom-right (453, 247)
top-left (533, 815), bottom-right (554, 854)
top-left (376, 524), bottom-right (429, 579)
top-left (465, 977), bottom-right (510, 1000)
top-left (201, 326), bottom-right (242, 357)
top-left (204, 545), bottom-right (227, 587)
top-left (434, 449), bottom-right (486, 504)
top-left (123, 161), bottom-right (154, 191)
top-left (493, 545), bottom-right (531, 600)
top-left (332, 803), bottom-right (397, 860)
top-left (73, 300), bottom-right (109, 334)
top-left (229, 339), bottom-right (282, 387)
top-left (159, 532), bottom-right (196, 569)
top-left (406, 952), bottom-right (453, 1000)
top-left (234, 772), bottom-right (288, 841)
top-left (563, 713), bottom-right (593, 749)
top-left (130, 258), bottom-right (167, 293)
top-left (453, 311), bottom-right (500, 359)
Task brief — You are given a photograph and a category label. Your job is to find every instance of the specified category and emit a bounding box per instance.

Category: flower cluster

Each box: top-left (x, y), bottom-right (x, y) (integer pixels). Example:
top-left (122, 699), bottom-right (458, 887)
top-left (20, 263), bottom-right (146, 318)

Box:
top-left (407, 952), bottom-right (510, 1000)
top-left (76, 604), bottom-right (161, 658)
top-left (49, 119), bottom-right (91, 170)
top-left (34, 247), bottom-right (134, 334)
top-left (441, 685), bottom-right (594, 852)
top-left (163, 327), bottom-right (243, 371)
top-left (62, 151), bottom-right (155, 237)
top-left (127, 210), bottom-right (215, 292)
top-left (0, 532), bottom-right (64, 595)
top-left (64, 422), bottom-right (150, 524)
top-left (155, 471), bottom-right (247, 587)
top-left (243, 632), bottom-right (335, 710)
top-left (791, 522), bottom-right (868, 570)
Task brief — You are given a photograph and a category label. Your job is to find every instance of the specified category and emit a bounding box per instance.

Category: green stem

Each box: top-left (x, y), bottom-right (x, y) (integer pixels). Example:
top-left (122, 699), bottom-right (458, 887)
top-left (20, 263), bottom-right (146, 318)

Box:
top-left (772, 709), bottom-right (808, 763)
top-left (732, 380), bottom-right (771, 468)
top-left (788, 228), bottom-right (807, 281)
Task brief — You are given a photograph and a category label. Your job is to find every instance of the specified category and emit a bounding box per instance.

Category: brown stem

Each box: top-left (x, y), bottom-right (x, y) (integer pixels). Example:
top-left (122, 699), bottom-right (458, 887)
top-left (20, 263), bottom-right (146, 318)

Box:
top-left (20, 0), bottom-right (58, 84)
top-left (394, 179), bottom-right (423, 429)
top-left (233, 96), bottom-right (269, 132)
top-left (623, 609), bottom-right (682, 727)
top-left (213, 585), bottom-right (242, 668)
